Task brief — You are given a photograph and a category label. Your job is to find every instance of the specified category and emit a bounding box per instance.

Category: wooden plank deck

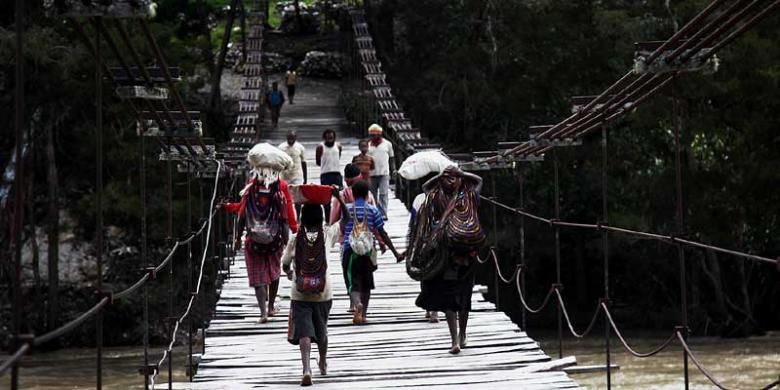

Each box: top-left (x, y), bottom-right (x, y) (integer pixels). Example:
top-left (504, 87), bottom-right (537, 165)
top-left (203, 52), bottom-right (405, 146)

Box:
top-left (175, 147), bottom-right (580, 388)
top-left (176, 79), bottom-right (581, 389)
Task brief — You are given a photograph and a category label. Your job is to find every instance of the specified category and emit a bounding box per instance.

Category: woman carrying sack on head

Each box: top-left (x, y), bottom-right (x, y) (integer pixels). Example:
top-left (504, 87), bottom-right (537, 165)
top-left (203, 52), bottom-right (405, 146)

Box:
top-left (222, 145), bottom-right (299, 324)
top-left (411, 166), bottom-right (484, 354)
top-left (333, 180), bottom-right (403, 325)
top-left (282, 204), bottom-right (332, 387)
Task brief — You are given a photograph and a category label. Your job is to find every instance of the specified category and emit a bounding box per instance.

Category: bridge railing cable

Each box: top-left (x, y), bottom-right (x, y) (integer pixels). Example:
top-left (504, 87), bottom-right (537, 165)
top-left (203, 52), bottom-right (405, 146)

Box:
top-left (149, 161), bottom-right (222, 389)
top-left (479, 205), bottom-right (779, 389)
top-left (0, 160), bottom-right (226, 383)
top-left (479, 195), bottom-right (777, 267)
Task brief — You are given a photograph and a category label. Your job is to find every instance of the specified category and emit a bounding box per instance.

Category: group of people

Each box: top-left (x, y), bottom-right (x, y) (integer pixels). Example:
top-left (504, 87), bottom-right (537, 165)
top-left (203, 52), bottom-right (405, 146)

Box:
top-left (275, 125), bottom-right (395, 222)
top-left (266, 69), bottom-right (298, 127)
top-left (221, 123), bottom-right (483, 386)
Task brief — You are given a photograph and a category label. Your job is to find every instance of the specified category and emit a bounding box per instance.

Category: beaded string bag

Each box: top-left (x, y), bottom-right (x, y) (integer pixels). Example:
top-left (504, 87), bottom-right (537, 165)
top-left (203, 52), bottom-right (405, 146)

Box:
top-left (294, 227), bottom-right (327, 294)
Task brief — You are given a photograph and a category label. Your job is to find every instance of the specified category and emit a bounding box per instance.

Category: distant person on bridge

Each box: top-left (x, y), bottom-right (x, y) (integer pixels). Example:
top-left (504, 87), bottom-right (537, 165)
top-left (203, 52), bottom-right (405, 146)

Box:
top-left (412, 166), bottom-right (484, 354)
top-left (221, 166), bottom-right (298, 324)
top-left (266, 81), bottom-right (286, 127)
top-left (316, 129), bottom-right (343, 219)
top-left (283, 203), bottom-right (332, 386)
top-left (285, 68), bottom-right (299, 104)
top-left (279, 131), bottom-right (308, 186)
top-left (334, 180), bottom-right (402, 324)
top-left (351, 139), bottom-right (375, 183)
top-left (367, 124), bottom-right (395, 220)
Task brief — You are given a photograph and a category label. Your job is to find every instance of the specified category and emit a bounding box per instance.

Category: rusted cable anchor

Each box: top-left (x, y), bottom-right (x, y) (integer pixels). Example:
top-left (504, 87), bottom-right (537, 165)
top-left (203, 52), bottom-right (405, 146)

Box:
top-left (95, 290), bottom-right (114, 305)
top-left (674, 325), bottom-right (690, 336)
top-left (144, 266), bottom-right (157, 281)
top-left (669, 231), bottom-right (687, 243)
top-left (14, 334), bottom-right (35, 351)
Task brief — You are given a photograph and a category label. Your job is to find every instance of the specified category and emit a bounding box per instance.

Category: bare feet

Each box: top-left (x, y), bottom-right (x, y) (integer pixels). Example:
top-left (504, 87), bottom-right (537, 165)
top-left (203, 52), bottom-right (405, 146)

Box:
top-left (301, 371), bottom-right (313, 386)
top-left (352, 303), bottom-right (363, 325)
top-left (448, 344), bottom-right (461, 355)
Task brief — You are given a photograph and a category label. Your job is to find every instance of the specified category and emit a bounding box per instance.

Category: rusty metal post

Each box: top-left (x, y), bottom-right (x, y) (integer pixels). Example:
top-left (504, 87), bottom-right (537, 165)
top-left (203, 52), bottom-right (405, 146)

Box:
top-left (601, 125), bottom-right (611, 389)
top-left (491, 174), bottom-right (499, 310)
top-left (11, 0), bottom-right (25, 387)
top-left (673, 79), bottom-right (690, 390)
top-left (166, 161), bottom-right (174, 390)
top-left (187, 163), bottom-right (194, 383)
top-left (94, 16), bottom-right (105, 390)
top-left (518, 169), bottom-right (526, 331)
top-left (553, 149), bottom-right (563, 359)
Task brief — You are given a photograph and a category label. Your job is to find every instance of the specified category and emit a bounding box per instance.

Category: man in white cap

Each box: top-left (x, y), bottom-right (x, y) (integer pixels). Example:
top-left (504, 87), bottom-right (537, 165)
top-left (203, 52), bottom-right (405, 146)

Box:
top-left (367, 123), bottom-right (395, 220)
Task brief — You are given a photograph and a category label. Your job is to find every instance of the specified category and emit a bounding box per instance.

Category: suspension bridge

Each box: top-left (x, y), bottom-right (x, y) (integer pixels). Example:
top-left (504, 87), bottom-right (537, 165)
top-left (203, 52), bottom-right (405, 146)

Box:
top-left (3, 1), bottom-right (780, 389)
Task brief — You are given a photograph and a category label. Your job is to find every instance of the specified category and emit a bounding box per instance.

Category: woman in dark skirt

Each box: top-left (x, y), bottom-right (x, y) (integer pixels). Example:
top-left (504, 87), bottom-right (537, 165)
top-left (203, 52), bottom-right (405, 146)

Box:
top-left (283, 204), bottom-right (332, 387)
top-left (412, 166), bottom-right (483, 354)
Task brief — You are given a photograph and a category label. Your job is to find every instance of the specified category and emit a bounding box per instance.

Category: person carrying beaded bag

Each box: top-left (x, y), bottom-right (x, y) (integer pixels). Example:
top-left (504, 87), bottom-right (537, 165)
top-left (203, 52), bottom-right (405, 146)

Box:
top-left (283, 204), bottom-right (332, 387)
top-left (221, 144), bottom-right (299, 324)
top-left (411, 166), bottom-right (484, 354)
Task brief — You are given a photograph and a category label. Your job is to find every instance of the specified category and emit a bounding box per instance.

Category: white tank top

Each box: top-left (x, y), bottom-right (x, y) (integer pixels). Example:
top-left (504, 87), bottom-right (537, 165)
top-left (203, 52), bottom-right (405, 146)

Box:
top-left (320, 142), bottom-right (341, 174)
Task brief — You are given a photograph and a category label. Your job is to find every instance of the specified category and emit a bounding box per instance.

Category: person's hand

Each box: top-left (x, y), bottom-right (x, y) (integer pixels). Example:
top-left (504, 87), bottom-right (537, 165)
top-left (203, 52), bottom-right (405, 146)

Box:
top-left (395, 251), bottom-right (405, 263)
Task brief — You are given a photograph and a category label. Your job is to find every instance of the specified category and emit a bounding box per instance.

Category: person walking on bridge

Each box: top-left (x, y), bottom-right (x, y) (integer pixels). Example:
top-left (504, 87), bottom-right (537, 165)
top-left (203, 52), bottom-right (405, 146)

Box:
top-left (279, 130), bottom-right (308, 186)
top-left (285, 68), bottom-right (299, 104)
top-left (412, 166), bottom-right (484, 354)
top-left (334, 180), bottom-right (402, 324)
top-left (317, 129), bottom-right (343, 219)
top-left (222, 165), bottom-right (298, 324)
top-left (283, 204), bottom-right (332, 387)
top-left (266, 81), bottom-right (286, 127)
top-left (367, 124), bottom-right (395, 220)
top-left (352, 139), bottom-right (375, 183)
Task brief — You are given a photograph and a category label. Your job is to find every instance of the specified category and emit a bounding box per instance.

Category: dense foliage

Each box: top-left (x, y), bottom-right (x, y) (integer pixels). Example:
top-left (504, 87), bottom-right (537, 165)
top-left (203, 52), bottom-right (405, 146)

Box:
top-left (366, 0), bottom-right (780, 335)
top-left (0, 0), bottom-right (231, 347)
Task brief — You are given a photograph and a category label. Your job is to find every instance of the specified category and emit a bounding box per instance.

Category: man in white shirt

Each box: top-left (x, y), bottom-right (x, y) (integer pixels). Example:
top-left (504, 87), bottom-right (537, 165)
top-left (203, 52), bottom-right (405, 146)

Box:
top-left (278, 130), bottom-right (308, 186)
top-left (316, 129), bottom-right (343, 219)
top-left (367, 124), bottom-right (395, 220)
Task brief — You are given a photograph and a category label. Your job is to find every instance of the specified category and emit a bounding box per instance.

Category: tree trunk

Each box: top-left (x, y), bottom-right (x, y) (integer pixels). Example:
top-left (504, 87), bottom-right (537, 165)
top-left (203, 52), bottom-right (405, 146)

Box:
top-left (28, 166), bottom-right (42, 310)
top-left (46, 118), bottom-right (59, 331)
top-left (293, 0), bottom-right (302, 33)
top-left (700, 249), bottom-right (731, 331)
